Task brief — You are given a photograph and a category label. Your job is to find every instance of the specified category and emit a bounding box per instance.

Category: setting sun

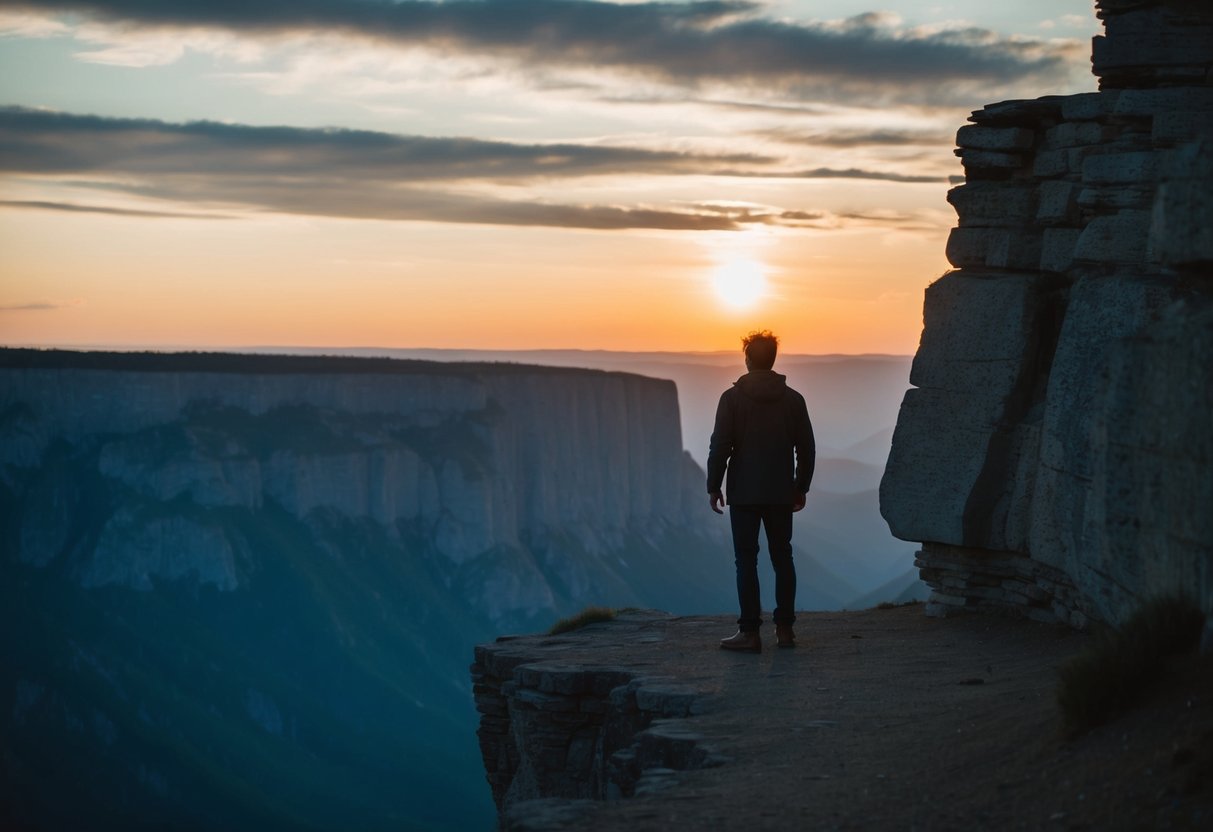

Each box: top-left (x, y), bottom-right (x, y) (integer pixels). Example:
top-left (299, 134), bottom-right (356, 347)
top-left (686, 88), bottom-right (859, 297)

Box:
top-left (711, 258), bottom-right (769, 310)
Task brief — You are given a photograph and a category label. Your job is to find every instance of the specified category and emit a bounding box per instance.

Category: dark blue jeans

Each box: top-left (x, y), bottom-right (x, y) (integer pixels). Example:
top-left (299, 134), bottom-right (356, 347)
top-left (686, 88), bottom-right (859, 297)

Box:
top-left (729, 504), bottom-right (797, 632)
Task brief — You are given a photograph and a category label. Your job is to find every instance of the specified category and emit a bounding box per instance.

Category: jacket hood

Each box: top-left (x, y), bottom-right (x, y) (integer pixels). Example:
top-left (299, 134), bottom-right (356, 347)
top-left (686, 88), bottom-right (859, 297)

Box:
top-left (734, 369), bottom-right (787, 401)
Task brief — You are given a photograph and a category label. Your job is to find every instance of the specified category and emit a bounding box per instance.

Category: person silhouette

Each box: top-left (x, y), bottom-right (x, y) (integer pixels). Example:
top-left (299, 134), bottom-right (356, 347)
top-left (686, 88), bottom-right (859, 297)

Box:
top-left (707, 330), bottom-right (815, 653)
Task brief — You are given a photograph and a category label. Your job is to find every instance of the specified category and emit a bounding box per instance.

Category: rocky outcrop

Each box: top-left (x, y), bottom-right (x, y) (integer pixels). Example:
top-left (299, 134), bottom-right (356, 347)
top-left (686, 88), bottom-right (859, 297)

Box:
top-left (470, 611), bottom-right (725, 829)
top-left (881, 0), bottom-right (1213, 626)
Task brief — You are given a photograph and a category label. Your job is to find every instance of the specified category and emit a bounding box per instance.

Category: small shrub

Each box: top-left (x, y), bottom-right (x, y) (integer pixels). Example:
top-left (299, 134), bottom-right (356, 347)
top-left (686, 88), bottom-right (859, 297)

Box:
top-left (548, 606), bottom-right (616, 635)
top-left (1057, 594), bottom-right (1205, 736)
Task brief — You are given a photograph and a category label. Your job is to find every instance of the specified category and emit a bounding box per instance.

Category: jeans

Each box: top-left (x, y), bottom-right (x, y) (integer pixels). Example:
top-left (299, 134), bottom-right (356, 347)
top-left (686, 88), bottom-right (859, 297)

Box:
top-left (729, 504), bottom-right (797, 632)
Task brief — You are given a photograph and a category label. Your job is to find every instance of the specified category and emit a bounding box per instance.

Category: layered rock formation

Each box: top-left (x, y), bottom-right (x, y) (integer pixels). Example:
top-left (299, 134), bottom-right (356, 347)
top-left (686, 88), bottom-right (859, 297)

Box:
top-left (2, 350), bottom-right (723, 626)
top-left (471, 610), bottom-right (724, 822)
top-left (881, 0), bottom-right (1213, 627)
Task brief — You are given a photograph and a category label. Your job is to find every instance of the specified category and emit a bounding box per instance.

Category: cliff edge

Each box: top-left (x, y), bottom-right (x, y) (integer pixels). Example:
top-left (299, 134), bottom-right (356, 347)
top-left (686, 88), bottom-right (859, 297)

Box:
top-left (472, 607), bottom-right (1212, 830)
top-left (880, 0), bottom-right (1213, 627)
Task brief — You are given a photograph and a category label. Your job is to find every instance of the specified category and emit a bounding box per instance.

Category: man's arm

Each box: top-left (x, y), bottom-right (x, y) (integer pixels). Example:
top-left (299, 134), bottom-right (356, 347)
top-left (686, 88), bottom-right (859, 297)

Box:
top-left (793, 395), bottom-right (816, 496)
top-left (706, 391), bottom-right (733, 512)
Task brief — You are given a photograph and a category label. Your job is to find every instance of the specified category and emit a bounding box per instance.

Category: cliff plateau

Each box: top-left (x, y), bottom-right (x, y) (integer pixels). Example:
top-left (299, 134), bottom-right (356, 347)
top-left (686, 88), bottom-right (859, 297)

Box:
top-left (880, 0), bottom-right (1213, 628)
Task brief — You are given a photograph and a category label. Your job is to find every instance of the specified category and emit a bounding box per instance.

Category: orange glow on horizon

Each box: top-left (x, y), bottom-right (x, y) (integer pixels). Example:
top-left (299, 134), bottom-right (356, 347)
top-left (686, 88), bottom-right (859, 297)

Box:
top-left (0, 207), bottom-right (947, 356)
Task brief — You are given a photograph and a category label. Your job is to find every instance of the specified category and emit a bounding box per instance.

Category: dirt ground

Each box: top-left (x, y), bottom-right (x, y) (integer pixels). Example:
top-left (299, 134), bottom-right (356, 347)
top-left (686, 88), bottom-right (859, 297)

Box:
top-left (510, 605), bottom-right (1213, 831)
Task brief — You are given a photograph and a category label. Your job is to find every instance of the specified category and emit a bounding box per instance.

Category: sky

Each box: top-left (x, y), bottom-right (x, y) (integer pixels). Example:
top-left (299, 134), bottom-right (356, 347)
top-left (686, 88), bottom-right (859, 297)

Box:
top-left (0, 0), bottom-right (1101, 353)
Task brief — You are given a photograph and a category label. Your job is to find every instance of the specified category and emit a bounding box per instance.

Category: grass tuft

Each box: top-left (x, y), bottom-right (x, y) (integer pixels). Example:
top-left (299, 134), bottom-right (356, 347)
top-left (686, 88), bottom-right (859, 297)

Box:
top-left (1057, 594), bottom-right (1205, 736)
top-left (876, 599), bottom-right (923, 610)
top-left (548, 606), bottom-right (616, 635)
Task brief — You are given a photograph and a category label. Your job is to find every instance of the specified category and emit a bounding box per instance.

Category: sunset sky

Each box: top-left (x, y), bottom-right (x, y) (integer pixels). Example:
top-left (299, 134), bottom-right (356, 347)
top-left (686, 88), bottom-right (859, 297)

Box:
top-left (0, 0), bottom-right (1100, 353)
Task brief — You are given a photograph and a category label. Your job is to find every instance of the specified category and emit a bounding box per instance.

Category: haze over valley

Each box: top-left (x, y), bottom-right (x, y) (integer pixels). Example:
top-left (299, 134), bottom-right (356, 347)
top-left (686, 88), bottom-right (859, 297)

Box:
top-left (1, 346), bottom-right (920, 829)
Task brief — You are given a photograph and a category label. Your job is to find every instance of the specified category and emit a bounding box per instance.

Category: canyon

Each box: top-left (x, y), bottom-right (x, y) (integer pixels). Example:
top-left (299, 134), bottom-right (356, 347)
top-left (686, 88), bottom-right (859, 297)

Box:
top-left (0, 349), bottom-right (733, 830)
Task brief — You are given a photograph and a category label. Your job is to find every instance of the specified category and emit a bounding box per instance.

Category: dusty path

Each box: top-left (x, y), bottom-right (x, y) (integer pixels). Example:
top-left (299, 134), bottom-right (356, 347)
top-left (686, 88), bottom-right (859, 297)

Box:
top-left (498, 606), bottom-right (1212, 831)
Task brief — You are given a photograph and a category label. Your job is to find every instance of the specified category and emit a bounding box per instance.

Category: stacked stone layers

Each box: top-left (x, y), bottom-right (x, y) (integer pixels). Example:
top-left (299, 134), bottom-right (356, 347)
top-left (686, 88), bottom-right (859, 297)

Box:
top-left (472, 613), bottom-right (722, 826)
top-left (881, 0), bottom-right (1213, 627)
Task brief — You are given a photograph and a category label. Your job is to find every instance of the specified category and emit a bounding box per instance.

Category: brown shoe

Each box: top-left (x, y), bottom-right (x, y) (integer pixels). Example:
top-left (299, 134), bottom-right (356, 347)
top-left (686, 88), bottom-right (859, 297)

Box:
top-left (719, 630), bottom-right (762, 653)
top-left (776, 625), bottom-right (796, 648)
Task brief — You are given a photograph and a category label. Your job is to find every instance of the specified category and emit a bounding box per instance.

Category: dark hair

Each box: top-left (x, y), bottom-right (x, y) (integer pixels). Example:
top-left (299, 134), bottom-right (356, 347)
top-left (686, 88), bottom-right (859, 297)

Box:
top-left (741, 330), bottom-right (778, 370)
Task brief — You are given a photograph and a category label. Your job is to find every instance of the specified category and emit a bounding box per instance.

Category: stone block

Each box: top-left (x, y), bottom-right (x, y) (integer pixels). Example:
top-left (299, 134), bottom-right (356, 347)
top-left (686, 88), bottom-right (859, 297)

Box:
top-left (948, 183), bottom-right (1037, 227)
top-left (514, 688), bottom-right (578, 712)
top-left (1035, 180), bottom-right (1080, 225)
top-left (957, 125), bottom-right (1036, 151)
top-left (1076, 186), bottom-right (1151, 211)
top-left (882, 272), bottom-right (1059, 548)
top-left (1151, 141), bottom-right (1213, 268)
top-left (969, 97), bottom-right (1065, 127)
top-left (1003, 579), bottom-right (1050, 604)
top-left (958, 149), bottom-right (1029, 179)
top-left (1152, 110), bottom-right (1213, 145)
top-left (929, 591), bottom-right (968, 607)
top-left (945, 227), bottom-right (1042, 270)
top-left (634, 720), bottom-right (711, 771)
top-left (1039, 227), bottom-right (1082, 273)
top-left (1094, 12), bottom-right (1213, 85)
top-left (1082, 152), bottom-right (1158, 186)
top-left (1061, 91), bottom-right (1120, 121)
top-left (1043, 121), bottom-right (1107, 150)
top-left (1081, 300), bottom-right (1213, 625)
top-left (634, 685), bottom-right (698, 717)
top-left (1113, 87), bottom-right (1213, 119)
top-left (1032, 149), bottom-right (1071, 178)
top-left (1073, 210), bottom-right (1152, 265)
top-left (1029, 274), bottom-right (1177, 577)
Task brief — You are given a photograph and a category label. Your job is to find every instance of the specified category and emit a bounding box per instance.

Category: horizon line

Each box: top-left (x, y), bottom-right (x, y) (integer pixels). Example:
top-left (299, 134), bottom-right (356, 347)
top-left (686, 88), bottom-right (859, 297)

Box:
top-left (0, 342), bottom-right (914, 359)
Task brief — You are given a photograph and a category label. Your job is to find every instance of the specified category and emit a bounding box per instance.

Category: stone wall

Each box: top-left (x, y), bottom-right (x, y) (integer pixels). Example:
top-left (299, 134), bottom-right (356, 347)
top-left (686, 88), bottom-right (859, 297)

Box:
top-left (880, 0), bottom-right (1213, 627)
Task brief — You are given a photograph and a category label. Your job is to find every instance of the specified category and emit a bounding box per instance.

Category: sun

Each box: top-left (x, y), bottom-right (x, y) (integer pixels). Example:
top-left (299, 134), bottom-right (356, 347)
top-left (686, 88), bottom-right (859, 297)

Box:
top-left (710, 258), bottom-right (768, 310)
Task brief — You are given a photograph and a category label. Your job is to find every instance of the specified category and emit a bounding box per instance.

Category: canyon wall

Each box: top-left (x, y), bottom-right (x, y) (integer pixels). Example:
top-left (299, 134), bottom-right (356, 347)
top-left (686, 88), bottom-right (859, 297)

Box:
top-left (0, 349), bottom-right (731, 831)
top-left (2, 351), bottom-right (721, 625)
top-left (880, 0), bottom-right (1213, 627)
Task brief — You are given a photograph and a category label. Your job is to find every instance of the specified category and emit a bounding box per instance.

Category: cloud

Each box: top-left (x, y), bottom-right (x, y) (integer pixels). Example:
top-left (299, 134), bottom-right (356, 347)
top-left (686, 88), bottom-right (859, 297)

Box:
top-left (0, 299), bottom-right (84, 311)
top-left (756, 127), bottom-right (953, 149)
top-left (0, 107), bottom-right (942, 230)
top-left (732, 167), bottom-right (943, 184)
top-left (6, 0), bottom-right (1080, 103)
top-left (0, 199), bottom-right (231, 219)
top-left (0, 106), bottom-right (770, 181)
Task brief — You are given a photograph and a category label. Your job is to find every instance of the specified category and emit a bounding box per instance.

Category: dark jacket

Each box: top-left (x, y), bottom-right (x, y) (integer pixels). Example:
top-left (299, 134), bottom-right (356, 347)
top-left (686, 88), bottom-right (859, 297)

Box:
top-left (706, 369), bottom-right (815, 505)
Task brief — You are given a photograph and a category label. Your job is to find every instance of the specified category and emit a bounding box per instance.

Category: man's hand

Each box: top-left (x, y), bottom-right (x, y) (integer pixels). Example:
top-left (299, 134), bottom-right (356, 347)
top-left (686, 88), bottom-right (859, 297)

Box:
top-left (709, 491), bottom-right (725, 514)
top-left (792, 491), bottom-right (806, 513)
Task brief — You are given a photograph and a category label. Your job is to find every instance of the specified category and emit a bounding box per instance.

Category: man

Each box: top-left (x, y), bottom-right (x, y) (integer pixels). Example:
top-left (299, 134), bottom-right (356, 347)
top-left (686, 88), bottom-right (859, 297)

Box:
top-left (707, 330), bottom-right (815, 653)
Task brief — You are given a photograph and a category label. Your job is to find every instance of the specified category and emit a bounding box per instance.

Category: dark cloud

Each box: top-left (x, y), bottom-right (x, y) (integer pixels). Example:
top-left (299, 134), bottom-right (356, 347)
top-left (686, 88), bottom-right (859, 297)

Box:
top-left (0, 107), bottom-right (941, 229)
top-left (757, 127), bottom-right (954, 148)
top-left (724, 167), bottom-right (943, 184)
top-left (0, 199), bottom-right (230, 218)
top-left (8, 0), bottom-right (1077, 99)
top-left (0, 106), bottom-right (770, 181)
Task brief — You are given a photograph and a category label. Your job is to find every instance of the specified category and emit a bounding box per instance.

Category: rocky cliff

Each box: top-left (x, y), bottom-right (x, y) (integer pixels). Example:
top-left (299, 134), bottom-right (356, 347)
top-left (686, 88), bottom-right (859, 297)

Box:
top-left (0, 349), bottom-right (732, 831)
top-left (880, 0), bottom-right (1213, 627)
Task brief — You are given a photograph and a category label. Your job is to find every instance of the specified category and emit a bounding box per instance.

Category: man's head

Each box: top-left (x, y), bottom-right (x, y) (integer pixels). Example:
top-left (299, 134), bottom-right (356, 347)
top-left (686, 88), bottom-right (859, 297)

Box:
top-left (741, 330), bottom-right (779, 371)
